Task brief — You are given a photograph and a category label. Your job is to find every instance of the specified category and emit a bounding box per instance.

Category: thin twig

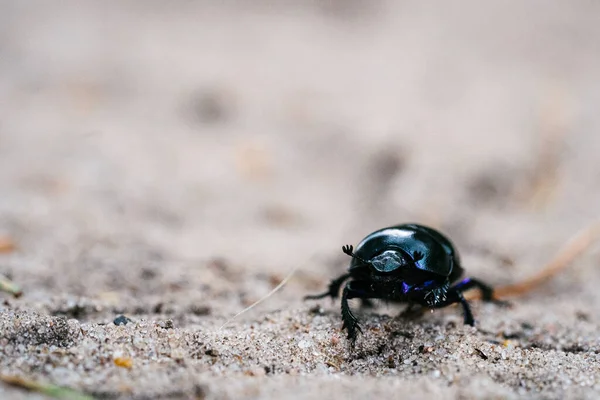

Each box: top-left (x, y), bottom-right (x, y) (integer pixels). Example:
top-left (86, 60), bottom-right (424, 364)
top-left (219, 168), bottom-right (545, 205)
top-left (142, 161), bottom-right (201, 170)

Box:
top-left (465, 222), bottom-right (600, 301)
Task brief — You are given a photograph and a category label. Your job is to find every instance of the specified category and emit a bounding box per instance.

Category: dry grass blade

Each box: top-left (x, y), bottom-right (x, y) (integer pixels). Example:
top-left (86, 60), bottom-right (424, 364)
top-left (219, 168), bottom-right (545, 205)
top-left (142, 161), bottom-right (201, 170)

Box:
top-left (0, 236), bottom-right (16, 253)
top-left (0, 375), bottom-right (95, 400)
top-left (0, 274), bottom-right (22, 297)
top-left (465, 222), bottom-right (600, 301)
top-left (218, 256), bottom-right (316, 330)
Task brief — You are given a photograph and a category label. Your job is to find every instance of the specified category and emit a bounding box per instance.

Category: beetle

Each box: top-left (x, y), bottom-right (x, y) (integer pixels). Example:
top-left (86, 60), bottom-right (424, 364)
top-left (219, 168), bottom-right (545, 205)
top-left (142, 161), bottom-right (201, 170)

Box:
top-left (305, 223), bottom-right (498, 345)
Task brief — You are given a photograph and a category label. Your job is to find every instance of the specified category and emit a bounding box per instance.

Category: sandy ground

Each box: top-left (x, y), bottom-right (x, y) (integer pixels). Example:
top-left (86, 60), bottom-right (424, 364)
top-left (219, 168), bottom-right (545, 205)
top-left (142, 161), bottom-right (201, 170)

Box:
top-left (1, 1), bottom-right (600, 399)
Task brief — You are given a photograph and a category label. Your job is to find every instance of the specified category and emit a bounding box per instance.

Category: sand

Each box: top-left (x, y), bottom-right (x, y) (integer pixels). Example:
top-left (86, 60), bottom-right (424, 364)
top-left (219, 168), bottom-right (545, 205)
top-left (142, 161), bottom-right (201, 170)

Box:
top-left (1, 1), bottom-right (600, 399)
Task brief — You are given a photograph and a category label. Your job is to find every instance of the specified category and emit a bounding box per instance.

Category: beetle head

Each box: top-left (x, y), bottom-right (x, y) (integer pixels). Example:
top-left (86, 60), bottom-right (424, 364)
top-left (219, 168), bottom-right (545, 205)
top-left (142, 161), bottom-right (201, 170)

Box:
top-left (343, 245), bottom-right (423, 278)
top-left (369, 250), bottom-right (408, 274)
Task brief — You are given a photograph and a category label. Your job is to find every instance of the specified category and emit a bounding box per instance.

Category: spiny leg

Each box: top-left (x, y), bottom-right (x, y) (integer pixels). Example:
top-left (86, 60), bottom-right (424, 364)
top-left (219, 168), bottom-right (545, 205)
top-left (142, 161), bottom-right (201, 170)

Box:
top-left (456, 291), bottom-right (474, 326)
top-left (453, 277), bottom-right (494, 301)
top-left (453, 277), bottom-right (509, 306)
top-left (341, 280), bottom-right (379, 345)
top-left (304, 273), bottom-right (351, 300)
top-left (429, 287), bottom-right (475, 326)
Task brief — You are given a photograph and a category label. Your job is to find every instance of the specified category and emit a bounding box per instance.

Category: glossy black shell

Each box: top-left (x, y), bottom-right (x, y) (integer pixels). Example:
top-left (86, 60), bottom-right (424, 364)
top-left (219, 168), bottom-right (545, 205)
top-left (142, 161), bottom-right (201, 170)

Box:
top-left (348, 224), bottom-right (459, 277)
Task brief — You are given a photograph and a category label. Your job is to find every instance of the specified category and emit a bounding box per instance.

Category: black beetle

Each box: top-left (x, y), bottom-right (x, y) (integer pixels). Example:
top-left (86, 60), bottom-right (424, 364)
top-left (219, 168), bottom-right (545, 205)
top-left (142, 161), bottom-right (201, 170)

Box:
top-left (305, 223), bottom-right (497, 345)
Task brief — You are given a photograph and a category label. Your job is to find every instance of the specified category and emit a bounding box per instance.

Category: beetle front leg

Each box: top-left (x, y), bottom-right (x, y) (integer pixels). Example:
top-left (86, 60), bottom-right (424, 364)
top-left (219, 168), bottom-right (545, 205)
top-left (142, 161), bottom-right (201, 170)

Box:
top-left (341, 283), bottom-right (362, 346)
top-left (341, 280), bottom-right (379, 346)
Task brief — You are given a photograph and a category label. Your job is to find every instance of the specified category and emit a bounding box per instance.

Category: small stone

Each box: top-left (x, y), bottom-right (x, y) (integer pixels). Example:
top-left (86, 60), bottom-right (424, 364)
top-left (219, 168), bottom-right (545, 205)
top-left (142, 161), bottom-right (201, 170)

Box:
top-left (114, 357), bottom-right (133, 369)
top-left (246, 367), bottom-right (266, 376)
top-left (309, 305), bottom-right (324, 315)
top-left (387, 356), bottom-right (396, 368)
top-left (132, 336), bottom-right (146, 350)
top-left (0, 236), bottom-right (16, 253)
top-left (189, 305), bottom-right (212, 316)
top-left (158, 319), bottom-right (174, 329)
top-left (171, 348), bottom-right (186, 360)
top-left (113, 315), bottom-right (131, 326)
top-left (298, 339), bottom-right (313, 349)
top-left (205, 349), bottom-right (219, 357)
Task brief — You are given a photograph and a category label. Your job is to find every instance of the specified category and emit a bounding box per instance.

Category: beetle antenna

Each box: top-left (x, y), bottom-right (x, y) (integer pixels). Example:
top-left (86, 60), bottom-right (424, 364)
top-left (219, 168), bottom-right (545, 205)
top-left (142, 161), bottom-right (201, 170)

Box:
top-left (342, 244), bottom-right (372, 266)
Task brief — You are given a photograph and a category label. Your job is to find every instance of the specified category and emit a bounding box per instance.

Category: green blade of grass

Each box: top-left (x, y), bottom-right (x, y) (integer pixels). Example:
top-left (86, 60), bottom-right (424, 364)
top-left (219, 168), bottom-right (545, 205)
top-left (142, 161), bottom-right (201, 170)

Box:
top-left (1, 375), bottom-right (95, 400)
top-left (0, 274), bottom-right (22, 297)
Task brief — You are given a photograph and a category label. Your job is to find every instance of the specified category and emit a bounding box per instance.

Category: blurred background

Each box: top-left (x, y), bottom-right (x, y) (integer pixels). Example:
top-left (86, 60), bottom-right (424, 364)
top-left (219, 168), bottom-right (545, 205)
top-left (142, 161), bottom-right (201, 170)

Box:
top-left (1, 1), bottom-right (600, 321)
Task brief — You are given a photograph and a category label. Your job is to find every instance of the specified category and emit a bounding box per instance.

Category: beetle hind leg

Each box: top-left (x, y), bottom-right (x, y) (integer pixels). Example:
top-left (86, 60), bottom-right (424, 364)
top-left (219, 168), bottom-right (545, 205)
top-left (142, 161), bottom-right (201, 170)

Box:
top-left (452, 277), bottom-right (510, 306)
top-left (456, 290), bottom-right (475, 326)
top-left (428, 287), bottom-right (475, 326)
top-left (304, 273), bottom-right (351, 300)
top-left (452, 277), bottom-right (494, 301)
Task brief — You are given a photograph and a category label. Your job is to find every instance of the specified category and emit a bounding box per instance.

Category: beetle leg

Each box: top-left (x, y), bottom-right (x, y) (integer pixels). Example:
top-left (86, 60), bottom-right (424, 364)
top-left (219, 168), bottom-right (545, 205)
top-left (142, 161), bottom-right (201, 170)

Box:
top-left (455, 291), bottom-right (475, 326)
top-left (428, 287), bottom-right (475, 326)
top-left (304, 273), bottom-right (351, 300)
top-left (341, 280), bottom-right (379, 345)
top-left (423, 281), bottom-right (450, 307)
top-left (452, 277), bottom-right (510, 306)
top-left (452, 277), bottom-right (494, 301)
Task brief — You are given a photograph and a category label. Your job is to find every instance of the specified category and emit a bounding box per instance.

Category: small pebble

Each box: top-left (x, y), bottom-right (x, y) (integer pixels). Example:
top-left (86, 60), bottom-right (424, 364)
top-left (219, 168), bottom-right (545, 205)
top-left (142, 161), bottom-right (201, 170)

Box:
top-left (113, 315), bottom-right (131, 326)
top-left (158, 319), bottom-right (174, 329)
top-left (205, 349), bottom-right (219, 357)
top-left (190, 305), bottom-right (212, 316)
top-left (298, 339), bottom-right (313, 349)
top-left (114, 357), bottom-right (133, 369)
top-left (0, 236), bottom-right (16, 253)
top-left (309, 305), bottom-right (324, 315)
